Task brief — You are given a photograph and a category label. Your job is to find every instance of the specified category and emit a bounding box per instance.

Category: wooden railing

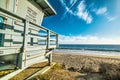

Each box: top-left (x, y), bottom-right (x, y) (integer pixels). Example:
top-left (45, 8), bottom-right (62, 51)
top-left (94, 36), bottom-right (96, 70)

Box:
top-left (0, 7), bottom-right (58, 70)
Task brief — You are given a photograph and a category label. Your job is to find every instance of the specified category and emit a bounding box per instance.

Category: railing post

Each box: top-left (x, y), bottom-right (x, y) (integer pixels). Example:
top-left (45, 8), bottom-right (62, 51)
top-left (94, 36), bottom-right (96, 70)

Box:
top-left (47, 30), bottom-right (52, 65)
top-left (17, 20), bottom-right (29, 69)
top-left (56, 34), bottom-right (59, 48)
top-left (48, 51), bottom-right (52, 66)
top-left (47, 30), bottom-right (50, 49)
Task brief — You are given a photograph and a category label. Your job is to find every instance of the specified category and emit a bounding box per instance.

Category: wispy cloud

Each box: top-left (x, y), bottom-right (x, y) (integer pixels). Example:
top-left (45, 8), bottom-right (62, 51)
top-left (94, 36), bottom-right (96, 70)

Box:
top-left (107, 16), bottom-right (117, 22)
top-left (69, 0), bottom-right (77, 9)
top-left (59, 0), bottom-right (77, 14)
top-left (59, 35), bottom-right (120, 44)
top-left (59, 0), bottom-right (93, 24)
top-left (92, 7), bottom-right (117, 22)
top-left (59, 0), bottom-right (77, 20)
top-left (96, 7), bottom-right (107, 15)
top-left (60, 0), bottom-right (117, 24)
top-left (76, 1), bottom-right (92, 24)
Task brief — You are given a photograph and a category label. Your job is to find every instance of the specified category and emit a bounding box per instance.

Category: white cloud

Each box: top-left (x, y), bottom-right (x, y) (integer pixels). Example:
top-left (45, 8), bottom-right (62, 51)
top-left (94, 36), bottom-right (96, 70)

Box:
top-left (60, 0), bottom-right (67, 9)
top-left (66, 7), bottom-right (73, 14)
top-left (59, 0), bottom-right (75, 20)
top-left (96, 7), bottom-right (107, 15)
top-left (59, 0), bottom-right (93, 24)
top-left (107, 16), bottom-right (117, 22)
top-left (70, 0), bottom-right (75, 5)
top-left (69, 0), bottom-right (77, 8)
top-left (59, 0), bottom-right (77, 14)
top-left (76, 1), bottom-right (93, 24)
top-left (59, 35), bottom-right (120, 44)
top-left (92, 7), bottom-right (117, 22)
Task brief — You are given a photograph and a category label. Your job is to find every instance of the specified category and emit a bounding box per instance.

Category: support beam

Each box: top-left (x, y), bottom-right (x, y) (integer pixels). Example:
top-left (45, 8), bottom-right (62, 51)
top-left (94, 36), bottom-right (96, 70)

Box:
top-left (17, 20), bottom-right (29, 69)
top-left (47, 30), bottom-right (50, 49)
top-left (56, 34), bottom-right (59, 48)
top-left (48, 52), bottom-right (52, 66)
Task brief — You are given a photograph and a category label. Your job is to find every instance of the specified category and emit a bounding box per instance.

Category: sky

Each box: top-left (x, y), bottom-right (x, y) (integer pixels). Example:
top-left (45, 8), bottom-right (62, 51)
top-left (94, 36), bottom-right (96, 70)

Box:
top-left (42, 0), bottom-right (120, 44)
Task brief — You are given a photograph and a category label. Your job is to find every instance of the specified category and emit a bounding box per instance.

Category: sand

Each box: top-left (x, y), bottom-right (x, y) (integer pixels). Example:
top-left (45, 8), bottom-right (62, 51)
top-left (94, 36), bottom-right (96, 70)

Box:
top-left (52, 52), bottom-right (120, 80)
top-left (53, 52), bottom-right (120, 68)
top-left (3, 52), bottom-right (120, 80)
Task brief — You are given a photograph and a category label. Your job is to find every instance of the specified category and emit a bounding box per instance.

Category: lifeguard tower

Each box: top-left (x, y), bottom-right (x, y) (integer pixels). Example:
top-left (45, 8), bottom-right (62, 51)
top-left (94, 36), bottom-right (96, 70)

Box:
top-left (0, 0), bottom-right (58, 75)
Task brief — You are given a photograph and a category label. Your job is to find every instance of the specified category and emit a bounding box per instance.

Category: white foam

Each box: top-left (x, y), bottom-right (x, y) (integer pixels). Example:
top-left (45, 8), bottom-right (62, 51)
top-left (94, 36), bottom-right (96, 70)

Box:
top-left (54, 49), bottom-right (120, 56)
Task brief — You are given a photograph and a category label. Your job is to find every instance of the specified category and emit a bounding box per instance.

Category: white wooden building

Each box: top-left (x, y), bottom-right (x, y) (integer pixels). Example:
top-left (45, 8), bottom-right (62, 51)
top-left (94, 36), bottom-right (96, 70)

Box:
top-left (0, 0), bottom-right (58, 72)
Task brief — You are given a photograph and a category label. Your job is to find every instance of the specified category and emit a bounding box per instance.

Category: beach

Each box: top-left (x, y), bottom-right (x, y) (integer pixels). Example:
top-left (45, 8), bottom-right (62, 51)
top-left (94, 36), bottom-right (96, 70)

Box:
top-left (52, 52), bottom-right (120, 80)
top-left (9, 51), bottom-right (120, 80)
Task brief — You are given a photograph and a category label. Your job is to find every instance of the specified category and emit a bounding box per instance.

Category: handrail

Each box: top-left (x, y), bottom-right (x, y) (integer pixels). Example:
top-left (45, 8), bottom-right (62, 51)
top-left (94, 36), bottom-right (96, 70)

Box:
top-left (0, 7), bottom-right (25, 22)
top-left (0, 7), bottom-right (57, 35)
top-left (0, 7), bottom-right (58, 35)
top-left (29, 22), bottom-right (57, 35)
top-left (0, 7), bottom-right (58, 48)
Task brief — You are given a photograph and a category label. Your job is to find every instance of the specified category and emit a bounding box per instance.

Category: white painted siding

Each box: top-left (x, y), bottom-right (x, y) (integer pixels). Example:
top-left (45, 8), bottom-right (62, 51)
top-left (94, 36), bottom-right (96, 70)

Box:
top-left (16, 0), bottom-right (44, 25)
top-left (0, 0), bottom-right (7, 10)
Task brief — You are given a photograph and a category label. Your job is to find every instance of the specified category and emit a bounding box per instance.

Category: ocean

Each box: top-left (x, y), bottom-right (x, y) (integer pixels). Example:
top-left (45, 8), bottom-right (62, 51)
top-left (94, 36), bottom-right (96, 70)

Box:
top-left (54, 44), bottom-right (120, 56)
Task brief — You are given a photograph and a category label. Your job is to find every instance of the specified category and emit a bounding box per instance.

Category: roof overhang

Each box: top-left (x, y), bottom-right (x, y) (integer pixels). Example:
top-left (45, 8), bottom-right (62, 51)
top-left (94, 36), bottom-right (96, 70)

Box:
top-left (35, 0), bottom-right (56, 17)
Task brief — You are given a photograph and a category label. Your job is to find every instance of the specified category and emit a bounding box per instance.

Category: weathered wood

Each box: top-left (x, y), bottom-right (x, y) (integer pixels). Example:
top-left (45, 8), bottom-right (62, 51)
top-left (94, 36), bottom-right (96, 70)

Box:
top-left (48, 51), bottom-right (53, 66)
top-left (45, 50), bottom-right (52, 57)
top-left (0, 59), bottom-right (48, 80)
top-left (0, 68), bottom-right (26, 80)
top-left (26, 63), bottom-right (56, 80)
top-left (56, 34), bottom-right (59, 48)
top-left (47, 30), bottom-right (50, 49)
top-left (0, 46), bottom-right (21, 49)
top-left (0, 3), bottom-right (58, 74)
top-left (0, 29), bottom-right (22, 36)
top-left (26, 46), bottom-right (46, 51)
top-left (14, 21), bottom-right (24, 27)
top-left (0, 8), bottom-right (24, 23)
top-left (0, 48), bottom-right (20, 56)
top-left (17, 20), bottom-right (29, 69)
top-left (28, 34), bottom-right (46, 39)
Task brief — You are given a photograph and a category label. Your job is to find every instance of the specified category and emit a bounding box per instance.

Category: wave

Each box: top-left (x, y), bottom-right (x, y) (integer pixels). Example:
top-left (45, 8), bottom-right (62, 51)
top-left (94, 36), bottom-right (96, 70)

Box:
top-left (58, 44), bottom-right (120, 52)
top-left (55, 49), bottom-right (120, 56)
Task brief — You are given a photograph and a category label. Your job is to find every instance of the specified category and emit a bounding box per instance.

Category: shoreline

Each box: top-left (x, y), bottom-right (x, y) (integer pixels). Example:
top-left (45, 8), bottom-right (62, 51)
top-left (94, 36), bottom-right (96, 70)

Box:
top-left (53, 51), bottom-right (120, 59)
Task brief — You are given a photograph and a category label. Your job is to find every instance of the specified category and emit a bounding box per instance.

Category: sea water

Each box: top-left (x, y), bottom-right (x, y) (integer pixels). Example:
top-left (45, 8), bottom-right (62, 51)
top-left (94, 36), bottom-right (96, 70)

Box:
top-left (54, 44), bottom-right (120, 56)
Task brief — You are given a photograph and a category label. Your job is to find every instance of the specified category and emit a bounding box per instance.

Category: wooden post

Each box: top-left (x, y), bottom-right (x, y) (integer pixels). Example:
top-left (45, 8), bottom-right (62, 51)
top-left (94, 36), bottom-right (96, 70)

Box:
top-left (56, 34), bottom-right (59, 48)
top-left (47, 30), bottom-right (50, 49)
top-left (23, 20), bottom-right (29, 50)
top-left (17, 20), bottom-right (29, 69)
top-left (47, 30), bottom-right (52, 65)
top-left (48, 52), bottom-right (52, 66)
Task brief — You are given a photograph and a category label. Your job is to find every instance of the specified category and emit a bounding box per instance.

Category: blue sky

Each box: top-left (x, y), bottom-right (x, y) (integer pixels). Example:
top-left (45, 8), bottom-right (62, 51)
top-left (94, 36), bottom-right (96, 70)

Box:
top-left (42, 0), bottom-right (120, 44)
